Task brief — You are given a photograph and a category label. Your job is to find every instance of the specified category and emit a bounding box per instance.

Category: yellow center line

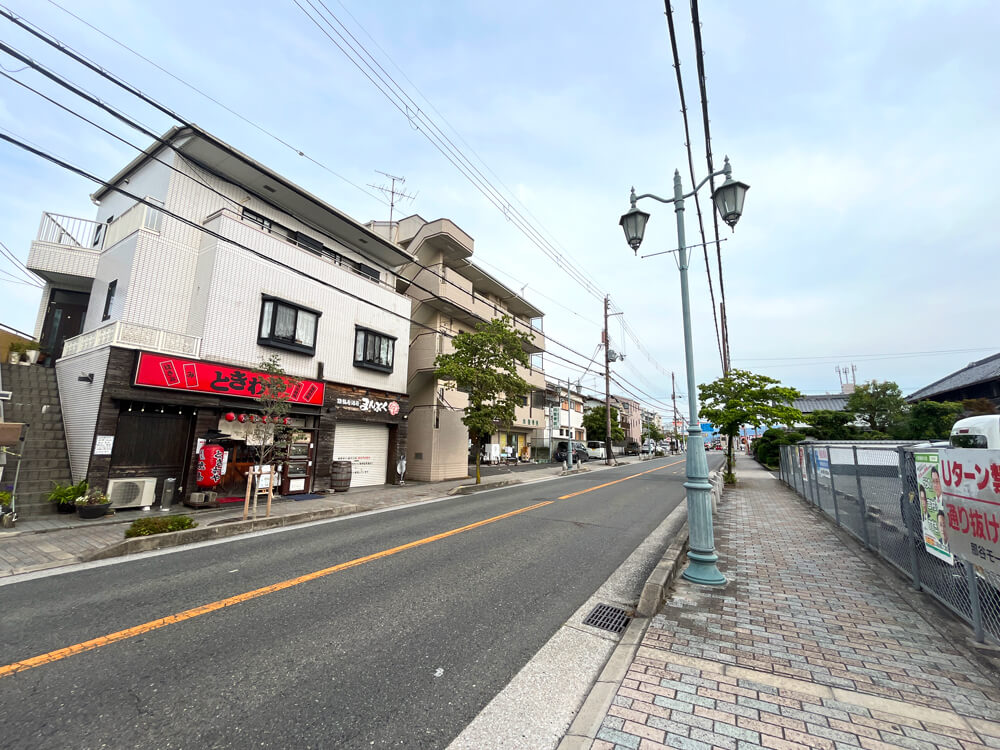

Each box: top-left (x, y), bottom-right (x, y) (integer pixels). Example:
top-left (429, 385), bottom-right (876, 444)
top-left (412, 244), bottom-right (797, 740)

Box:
top-left (0, 460), bottom-right (682, 679)
top-left (557, 459), bottom-right (684, 499)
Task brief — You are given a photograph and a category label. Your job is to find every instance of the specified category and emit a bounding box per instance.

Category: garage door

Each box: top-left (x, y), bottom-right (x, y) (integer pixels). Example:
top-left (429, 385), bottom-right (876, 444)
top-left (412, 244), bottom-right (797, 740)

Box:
top-left (332, 421), bottom-right (389, 487)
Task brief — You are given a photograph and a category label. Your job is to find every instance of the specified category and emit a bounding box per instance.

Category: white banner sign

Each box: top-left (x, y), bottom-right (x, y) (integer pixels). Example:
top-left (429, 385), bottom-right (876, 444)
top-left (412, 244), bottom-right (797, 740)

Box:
top-left (936, 448), bottom-right (1000, 573)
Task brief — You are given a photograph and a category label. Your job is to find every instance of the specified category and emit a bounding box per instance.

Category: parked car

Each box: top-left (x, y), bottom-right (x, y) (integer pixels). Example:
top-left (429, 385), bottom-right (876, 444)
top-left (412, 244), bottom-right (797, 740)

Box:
top-left (586, 440), bottom-right (607, 459)
top-left (950, 415), bottom-right (1000, 448)
top-left (554, 440), bottom-right (589, 464)
top-left (624, 441), bottom-right (640, 456)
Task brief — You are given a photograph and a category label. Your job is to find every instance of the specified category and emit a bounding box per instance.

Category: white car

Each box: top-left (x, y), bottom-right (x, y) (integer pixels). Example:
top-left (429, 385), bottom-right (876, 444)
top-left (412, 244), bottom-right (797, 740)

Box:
top-left (586, 440), bottom-right (607, 459)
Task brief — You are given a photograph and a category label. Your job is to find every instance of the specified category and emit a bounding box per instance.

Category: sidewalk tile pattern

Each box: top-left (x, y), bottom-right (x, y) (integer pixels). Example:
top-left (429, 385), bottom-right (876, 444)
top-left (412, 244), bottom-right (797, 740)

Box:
top-left (596, 457), bottom-right (1000, 750)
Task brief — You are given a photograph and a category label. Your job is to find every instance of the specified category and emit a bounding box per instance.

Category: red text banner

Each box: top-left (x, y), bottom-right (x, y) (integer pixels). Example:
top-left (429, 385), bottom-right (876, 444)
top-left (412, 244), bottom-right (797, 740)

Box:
top-left (134, 352), bottom-right (324, 406)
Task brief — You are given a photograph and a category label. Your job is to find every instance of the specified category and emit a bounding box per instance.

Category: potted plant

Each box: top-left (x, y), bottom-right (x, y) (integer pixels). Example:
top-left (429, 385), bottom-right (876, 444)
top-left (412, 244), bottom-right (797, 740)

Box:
top-left (0, 489), bottom-right (11, 515)
top-left (24, 341), bottom-right (41, 365)
top-left (76, 490), bottom-right (112, 519)
top-left (7, 341), bottom-right (26, 365)
top-left (48, 479), bottom-right (88, 514)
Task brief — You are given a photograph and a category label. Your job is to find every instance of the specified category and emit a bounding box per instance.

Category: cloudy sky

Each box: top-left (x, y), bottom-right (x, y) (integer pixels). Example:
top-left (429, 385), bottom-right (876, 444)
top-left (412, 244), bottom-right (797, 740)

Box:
top-left (0, 0), bottom-right (996, 419)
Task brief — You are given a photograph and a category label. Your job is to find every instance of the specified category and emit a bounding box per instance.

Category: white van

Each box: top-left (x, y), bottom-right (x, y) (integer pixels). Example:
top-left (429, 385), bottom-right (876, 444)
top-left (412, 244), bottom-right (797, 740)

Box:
top-left (950, 415), bottom-right (1000, 449)
top-left (586, 440), bottom-right (606, 459)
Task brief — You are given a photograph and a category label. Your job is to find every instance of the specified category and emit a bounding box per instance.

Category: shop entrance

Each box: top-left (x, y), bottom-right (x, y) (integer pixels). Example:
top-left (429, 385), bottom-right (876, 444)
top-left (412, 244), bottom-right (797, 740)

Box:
top-left (109, 407), bottom-right (195, 501)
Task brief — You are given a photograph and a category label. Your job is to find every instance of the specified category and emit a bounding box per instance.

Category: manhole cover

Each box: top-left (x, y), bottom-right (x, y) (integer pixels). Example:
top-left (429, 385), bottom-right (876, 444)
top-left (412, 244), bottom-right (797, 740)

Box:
top-left (583, 603), bottom-right (631, 634)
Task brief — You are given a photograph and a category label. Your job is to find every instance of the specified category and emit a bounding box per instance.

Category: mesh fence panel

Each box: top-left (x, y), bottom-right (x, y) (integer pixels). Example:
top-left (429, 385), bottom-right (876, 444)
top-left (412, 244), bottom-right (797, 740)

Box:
top-left (778, 442), bottom-right (1000, 645)
top-left (980, 569), bottom-right (1000, 642)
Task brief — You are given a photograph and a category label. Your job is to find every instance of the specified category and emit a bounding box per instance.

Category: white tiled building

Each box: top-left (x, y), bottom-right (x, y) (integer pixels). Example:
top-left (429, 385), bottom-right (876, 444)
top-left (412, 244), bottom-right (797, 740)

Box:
top-left (26, 125), bottom-right (414, 505)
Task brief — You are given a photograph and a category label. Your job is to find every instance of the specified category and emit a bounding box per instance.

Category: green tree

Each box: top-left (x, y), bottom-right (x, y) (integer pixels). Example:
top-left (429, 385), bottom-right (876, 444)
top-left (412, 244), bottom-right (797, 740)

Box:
top-left (434, 316), bottom-right (533, 484)
top-left (246, 354), bottom-right (300, 513)
top-left (803, 409), bottom-right (857, 440)
top-left (846, 381), bottom-right (906, 434)
top-left (961, 398), bottom-right (998, 417)
top-left (698, 369), bottom-right (802, 482)
top-left (582, 405), bottom-right (625, 443)
top-left (904, 400), bottom-right (963, 440)
top-left (643, 423), bottom-right (665, 443)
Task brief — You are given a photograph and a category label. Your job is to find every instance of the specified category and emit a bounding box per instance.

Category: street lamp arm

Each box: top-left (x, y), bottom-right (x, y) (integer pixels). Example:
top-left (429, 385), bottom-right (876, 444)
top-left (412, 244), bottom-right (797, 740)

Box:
top-left (630, 161), bottom-right (731, 208)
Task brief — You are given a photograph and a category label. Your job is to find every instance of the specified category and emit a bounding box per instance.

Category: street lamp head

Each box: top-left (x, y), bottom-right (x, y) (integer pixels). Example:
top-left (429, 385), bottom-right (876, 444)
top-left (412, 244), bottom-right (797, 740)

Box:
top-left (712, 157), bottom-right (749, 231)
top-left (619, 187), bottom-right (650, 253)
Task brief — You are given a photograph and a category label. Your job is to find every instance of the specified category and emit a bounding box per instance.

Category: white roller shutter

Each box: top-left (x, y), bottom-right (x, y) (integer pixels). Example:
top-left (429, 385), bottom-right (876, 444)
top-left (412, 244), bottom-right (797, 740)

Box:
top-left (332, 421), bottom-right (389, 487)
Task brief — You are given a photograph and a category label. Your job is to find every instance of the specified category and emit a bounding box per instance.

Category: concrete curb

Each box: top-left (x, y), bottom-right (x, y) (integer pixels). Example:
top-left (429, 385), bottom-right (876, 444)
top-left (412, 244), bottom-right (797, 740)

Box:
top-left (448, 478), bottom-right (527, 495)
top-left (558, 465), bottom-right (725, 749)
top-left (80, 503), bottom-right (361, 562)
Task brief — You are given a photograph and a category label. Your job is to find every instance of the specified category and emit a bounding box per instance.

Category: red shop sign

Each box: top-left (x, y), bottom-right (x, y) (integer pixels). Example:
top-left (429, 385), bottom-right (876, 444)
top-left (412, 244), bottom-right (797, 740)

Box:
top-left (134, 352), bottom-right (325, 406)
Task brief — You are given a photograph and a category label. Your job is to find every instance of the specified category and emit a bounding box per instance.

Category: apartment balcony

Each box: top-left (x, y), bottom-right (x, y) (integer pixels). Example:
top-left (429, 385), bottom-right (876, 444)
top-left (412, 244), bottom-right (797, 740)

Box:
top-left (61, 321), bottom-right (201, 360)
top-left (26, 213), bottom-right (105, 287)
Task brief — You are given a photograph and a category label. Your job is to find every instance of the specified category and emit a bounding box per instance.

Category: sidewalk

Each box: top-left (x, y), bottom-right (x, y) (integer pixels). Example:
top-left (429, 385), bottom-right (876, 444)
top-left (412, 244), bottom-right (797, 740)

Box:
top-left (577, 455), bottom-right (1000, 750)
top-left (0, 457), bottom-right (646, 579)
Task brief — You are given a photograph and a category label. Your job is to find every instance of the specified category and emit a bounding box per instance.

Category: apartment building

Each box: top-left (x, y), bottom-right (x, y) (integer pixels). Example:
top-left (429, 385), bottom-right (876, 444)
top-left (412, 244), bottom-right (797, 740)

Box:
top-left (26, 125), bottom-right (413, 508)
top-left (366, 215), bottom-right (546, 481)
top-left (544, 380), bottom-right (586, 447)
top-left (612, 395), bottom-right (643, 445)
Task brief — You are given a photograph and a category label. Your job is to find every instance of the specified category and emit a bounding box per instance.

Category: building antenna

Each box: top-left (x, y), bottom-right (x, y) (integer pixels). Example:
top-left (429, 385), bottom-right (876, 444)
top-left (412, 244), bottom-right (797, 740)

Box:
top-left (368, 170), bottom-right (417, 226)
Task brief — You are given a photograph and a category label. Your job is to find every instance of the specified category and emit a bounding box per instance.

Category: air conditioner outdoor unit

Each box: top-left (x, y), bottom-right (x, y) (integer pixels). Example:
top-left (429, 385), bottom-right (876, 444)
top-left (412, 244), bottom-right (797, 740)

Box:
top-left (107, 477), bottom-right (157, 510)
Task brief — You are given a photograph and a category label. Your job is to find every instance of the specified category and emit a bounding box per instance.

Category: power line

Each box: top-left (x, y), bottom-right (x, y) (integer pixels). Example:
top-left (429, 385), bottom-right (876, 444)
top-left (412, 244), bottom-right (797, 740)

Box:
top-left (663, 0), bottom-right (723, 370)
top-left (35, 0), bottom-right (388, 205)
top-left (690, 0), bottom-right (730, 372)
top-left (292, 0), bottom-right (607, 302)
top-left (0, 13), bottom-right (675, 413)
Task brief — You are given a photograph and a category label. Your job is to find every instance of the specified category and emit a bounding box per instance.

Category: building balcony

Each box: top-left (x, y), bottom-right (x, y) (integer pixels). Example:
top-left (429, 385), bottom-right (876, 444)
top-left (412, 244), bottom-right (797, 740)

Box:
top-left (61, 321), bottom-right (201, 360)
top-left (27, 213), bottom-right (105, 287)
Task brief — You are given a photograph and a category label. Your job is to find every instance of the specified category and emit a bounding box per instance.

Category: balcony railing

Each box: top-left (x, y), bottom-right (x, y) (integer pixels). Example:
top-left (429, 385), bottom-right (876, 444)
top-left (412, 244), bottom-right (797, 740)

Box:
top-left (37, 212), bottom-right (105, 249)
top-left (104, 201), bottom-right (163, 249)
top-left (61, 321), bottom-right (200, 359)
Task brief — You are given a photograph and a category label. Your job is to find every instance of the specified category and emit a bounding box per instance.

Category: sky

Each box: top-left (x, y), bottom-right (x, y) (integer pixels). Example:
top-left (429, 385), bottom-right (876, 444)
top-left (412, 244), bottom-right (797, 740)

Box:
top-left (0, 0), bottom-right (997, 422)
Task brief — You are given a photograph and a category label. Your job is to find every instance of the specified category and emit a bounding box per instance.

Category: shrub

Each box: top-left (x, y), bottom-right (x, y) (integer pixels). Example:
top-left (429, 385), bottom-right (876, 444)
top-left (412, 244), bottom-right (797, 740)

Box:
top-left (125, 515), bottom-right (198, 538)
top-left (48, 479), bottom-right (88, 506)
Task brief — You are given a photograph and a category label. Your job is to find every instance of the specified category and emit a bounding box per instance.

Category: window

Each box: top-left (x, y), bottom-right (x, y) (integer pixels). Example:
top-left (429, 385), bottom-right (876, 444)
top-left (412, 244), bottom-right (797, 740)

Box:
top-left (258, 297), bottom-right (320, 355)
top-left (354, 327), bottom-right (395, 373)
top-left (101, 279), bottom-right (117, 321)
top-left (242, 207), bottom-right (272, 231)
top-left (356, 263), bottom-right (380, 282)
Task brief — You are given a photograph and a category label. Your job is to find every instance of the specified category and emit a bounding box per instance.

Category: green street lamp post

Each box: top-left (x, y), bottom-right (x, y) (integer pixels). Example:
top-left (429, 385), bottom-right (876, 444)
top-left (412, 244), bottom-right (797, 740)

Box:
top-left (619, 157), bottom-right (748, 586)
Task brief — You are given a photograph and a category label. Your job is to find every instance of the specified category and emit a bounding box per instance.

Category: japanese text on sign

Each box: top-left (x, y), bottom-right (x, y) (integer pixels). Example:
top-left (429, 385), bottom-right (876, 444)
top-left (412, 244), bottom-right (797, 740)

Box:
top-left (134, 352), bottom-right (324, 406)
top-left (936, 447), bottom-right (1000, 575)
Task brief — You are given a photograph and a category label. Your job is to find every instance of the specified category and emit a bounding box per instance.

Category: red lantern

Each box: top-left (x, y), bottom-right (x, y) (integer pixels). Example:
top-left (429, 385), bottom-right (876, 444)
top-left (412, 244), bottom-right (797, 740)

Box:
top-left (224, 412), bottom-right (236, 422)
top-left (237, 414), bottom-right (246, 423)
top-left (197, 443), bottom-right (225, 488)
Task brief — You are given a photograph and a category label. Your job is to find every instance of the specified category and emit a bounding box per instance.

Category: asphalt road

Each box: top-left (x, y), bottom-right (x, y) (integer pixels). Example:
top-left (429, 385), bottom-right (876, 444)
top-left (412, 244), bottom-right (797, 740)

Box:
top-left (0, 455), bottom-right (723, 749)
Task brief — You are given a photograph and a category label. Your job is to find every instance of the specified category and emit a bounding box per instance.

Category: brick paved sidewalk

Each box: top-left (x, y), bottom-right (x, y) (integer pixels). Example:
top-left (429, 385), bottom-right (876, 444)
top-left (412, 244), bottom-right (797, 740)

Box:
top-left (592, 455), bottom-right (1000, 750)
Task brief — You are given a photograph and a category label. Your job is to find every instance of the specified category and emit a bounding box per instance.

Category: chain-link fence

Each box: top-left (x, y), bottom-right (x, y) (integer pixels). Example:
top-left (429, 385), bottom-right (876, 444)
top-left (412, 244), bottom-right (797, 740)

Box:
top-left (780, 442), bottom-right (999, 644)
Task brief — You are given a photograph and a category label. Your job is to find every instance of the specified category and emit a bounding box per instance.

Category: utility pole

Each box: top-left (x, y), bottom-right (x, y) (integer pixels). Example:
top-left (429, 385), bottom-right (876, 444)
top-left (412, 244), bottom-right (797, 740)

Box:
top-left (672, 371), bottom-right (679, 454)
top-left (565, 376), bottom-right (574, 470)
top-left (604, 295), bottom-right (613, 465)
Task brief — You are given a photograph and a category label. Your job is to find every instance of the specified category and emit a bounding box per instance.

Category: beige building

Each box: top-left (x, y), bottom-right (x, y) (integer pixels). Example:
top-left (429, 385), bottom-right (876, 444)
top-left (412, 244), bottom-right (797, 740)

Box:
top-left (367, 215), bottom-right (546, 481)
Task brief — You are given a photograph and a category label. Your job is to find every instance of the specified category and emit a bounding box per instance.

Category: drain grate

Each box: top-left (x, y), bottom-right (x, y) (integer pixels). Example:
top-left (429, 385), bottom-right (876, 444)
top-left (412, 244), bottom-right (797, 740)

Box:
top-left (582, 603), bottom-right (632, 634)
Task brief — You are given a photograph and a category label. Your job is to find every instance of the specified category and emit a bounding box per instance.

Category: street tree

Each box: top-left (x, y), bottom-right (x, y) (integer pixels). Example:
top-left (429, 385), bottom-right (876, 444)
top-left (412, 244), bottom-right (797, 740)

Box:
top-left (846, 381), bottom-right (906, 434)
top-left (698, 369), bottom-right (802, 482)
top-left (245, 354), bottom-right (300, 511)
top-left (582, 405), bottom-right (625, 443)
top-left (643, 423), bottom-right (665, 443)
top-left (434, 316), bottom-right (533, 484)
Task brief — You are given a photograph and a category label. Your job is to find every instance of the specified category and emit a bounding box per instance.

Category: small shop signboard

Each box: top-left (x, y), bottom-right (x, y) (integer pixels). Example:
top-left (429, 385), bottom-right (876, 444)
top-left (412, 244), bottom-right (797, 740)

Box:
top-left (935, 447), bottom-right (1000, 574)
top-left (135, 352), bottom-right (324, 406)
